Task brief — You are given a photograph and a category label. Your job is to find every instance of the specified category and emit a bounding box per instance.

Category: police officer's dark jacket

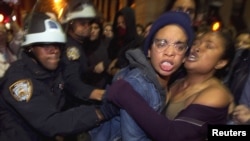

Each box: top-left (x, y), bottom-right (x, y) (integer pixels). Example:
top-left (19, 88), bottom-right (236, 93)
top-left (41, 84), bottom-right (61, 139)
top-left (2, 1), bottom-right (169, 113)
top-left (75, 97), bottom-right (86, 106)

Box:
top-left (0, 53), bottom-right (101, 141)
top-left (224, 49), bottom-right (250, 104)
top-left (62, 34), bottom-right (98, 107)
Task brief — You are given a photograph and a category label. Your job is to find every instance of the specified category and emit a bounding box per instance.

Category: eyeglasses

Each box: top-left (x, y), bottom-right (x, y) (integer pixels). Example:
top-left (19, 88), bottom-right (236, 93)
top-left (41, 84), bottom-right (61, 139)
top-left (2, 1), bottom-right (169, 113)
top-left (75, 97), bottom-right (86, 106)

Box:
top-left (153, 38), bottom-right (188, 54)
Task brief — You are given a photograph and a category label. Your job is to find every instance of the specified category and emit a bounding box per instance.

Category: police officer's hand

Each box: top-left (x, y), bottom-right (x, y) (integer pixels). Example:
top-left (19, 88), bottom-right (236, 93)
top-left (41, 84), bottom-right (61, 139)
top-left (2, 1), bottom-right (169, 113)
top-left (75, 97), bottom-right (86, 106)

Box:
top-left (89, 89), bottom-right (105, 101)
top-left (94, 61), bottom-right (104, 74)
top-left (98, 90), bottom-right (120, 121)
top-left (107, 59), bottom-right (119, 76)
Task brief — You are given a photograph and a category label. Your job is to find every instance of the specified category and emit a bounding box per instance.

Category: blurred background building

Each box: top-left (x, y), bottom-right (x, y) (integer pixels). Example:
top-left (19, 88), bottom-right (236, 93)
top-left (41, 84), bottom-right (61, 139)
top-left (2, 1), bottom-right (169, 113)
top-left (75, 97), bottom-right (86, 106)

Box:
top-left (0, 0), bottom-right (249, 33)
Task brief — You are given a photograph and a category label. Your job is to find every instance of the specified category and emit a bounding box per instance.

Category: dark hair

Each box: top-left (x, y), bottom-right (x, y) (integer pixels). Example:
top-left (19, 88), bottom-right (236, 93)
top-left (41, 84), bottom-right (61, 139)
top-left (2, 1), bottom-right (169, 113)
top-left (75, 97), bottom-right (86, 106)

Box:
top-left (136, 24), bottom-right (144, 29)
top-left (213, 31), bottom-right (235, 79)
top-left (91, 18), bottom-right (104, 39)
top-left (112, 6), bottom-right (137, 42)
top-left (164, 0), bottom-right (199, 18)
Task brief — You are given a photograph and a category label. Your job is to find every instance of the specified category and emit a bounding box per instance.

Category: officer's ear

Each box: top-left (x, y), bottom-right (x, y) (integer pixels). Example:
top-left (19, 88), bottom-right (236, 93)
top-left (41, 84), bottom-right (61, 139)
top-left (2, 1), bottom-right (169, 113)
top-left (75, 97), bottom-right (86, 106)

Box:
top-left (23, 46), bottom-right (32, 53)
top-left (26, 46), bottom-right (32, 52)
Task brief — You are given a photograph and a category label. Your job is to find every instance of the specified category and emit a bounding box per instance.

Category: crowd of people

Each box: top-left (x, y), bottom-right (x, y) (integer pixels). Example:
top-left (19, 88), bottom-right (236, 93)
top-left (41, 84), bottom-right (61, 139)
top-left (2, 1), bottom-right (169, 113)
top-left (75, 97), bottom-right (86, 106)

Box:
top-left (0, 0), bottom-right (250, 141)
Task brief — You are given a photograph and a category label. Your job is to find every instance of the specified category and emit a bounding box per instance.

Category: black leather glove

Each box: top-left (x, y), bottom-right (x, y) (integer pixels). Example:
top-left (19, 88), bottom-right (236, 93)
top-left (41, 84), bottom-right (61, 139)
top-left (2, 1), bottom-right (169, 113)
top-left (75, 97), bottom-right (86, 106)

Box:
top-left (98, 91), bottom-right (120, 121)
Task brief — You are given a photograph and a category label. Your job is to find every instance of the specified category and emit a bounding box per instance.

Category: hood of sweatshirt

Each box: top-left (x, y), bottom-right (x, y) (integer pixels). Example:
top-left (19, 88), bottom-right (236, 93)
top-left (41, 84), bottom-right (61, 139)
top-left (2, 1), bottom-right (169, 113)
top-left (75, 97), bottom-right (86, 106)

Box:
top-left (125, 48), bottom-right (166, 97)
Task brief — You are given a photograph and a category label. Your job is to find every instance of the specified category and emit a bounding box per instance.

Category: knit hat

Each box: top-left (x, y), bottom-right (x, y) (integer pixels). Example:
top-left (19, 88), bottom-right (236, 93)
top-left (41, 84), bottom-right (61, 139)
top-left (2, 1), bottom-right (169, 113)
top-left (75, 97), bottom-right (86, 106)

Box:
top-left (144, 11), bottom-right (194, 55)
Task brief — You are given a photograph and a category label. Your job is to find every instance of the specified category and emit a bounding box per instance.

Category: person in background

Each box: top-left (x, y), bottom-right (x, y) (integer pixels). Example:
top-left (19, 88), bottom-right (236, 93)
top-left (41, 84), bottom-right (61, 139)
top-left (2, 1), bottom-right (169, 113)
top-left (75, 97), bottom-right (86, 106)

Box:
top-left (0, 12), bottom-right (113, 141)
top-left (61, 0), bottom-right (105, 106)
top-left (8, 18), bottom-right (25, 56)
top-left (0, 52), bottom-right (10, 78)
top-left (136, 23), bottom-right (144, 37)
top-left (143, 21), bottom-right (153, 38)
top-left (90, 11), bottom-right (194, 141)
top-left (105, 6), bottom-right (144, 81)
top-left (0, 23), bottom-right (17, 78)
top-left (107, 30), bottom-right (235, 141)
top-left (61, 1), bottom-right (107, 140)
top-left (164, 0), bottom-right (199, 24)
top-left (223, 29), bottom-right (250, 125)
top-left (138, 21), bottom-right (153, 51)
top-left (234, 30), bottom-right (250, 50)
top-left (83, 18), bottom-right (110, 89)
top-left (103, 23), bottom-right (113, 40)
top-left (223, 29), bottom-right (250, 105)
top-left (231, 72), bottom-right (250, 124)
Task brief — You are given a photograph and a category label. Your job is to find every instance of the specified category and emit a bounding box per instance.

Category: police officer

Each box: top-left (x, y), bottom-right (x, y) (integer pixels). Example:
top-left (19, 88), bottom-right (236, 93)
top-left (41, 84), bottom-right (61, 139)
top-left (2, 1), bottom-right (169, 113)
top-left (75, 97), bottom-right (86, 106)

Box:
top-left (61, 0), bottom-right (105, 104)
top-left (0, 12), bottom-right (108, 141)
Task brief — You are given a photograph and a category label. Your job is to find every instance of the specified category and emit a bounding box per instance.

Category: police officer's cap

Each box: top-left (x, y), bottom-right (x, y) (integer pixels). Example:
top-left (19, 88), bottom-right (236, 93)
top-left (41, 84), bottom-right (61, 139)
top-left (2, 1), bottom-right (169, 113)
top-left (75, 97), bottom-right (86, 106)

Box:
top-left (22, 12), bottom-right (66, 47)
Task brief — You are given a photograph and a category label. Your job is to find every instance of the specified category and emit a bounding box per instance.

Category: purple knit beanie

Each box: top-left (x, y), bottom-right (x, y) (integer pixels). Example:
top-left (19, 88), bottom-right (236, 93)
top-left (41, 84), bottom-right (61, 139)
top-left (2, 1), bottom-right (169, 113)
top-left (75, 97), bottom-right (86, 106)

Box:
top-left (144, 11), bottom-right (194, 55)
